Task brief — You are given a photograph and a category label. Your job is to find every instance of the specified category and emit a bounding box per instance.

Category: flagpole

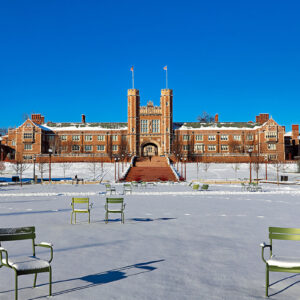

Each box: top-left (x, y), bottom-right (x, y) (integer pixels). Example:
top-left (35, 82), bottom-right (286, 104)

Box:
top-left (166, 68), bottom-right (168, 89)
top-left (132, 68), bottom-right (134, 89)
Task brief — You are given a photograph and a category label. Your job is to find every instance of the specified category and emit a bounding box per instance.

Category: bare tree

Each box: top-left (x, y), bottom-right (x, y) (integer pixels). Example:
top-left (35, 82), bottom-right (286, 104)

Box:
top-left (38, 162), bottom-right (48, 181)
top-left (60, 162), bottom-right (72, 178)
top-left (231, 162), bottom-right (240, 179)
top-left (197, 111), bottom-right (214, 123)
top-left (0, 161), bottom-right (5, 175)
top-left (11, 160), bottom-right (30, 186)
top-left (270, 160), bottom-right (288, 185)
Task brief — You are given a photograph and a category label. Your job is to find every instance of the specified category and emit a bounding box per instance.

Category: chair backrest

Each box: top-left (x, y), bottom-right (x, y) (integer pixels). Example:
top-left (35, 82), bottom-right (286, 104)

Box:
top-left (106, 198), bottom-right (124, 204)
top-left (72, 198), bottom-right (89, 209)
top-left (105, 184), bottom-right (111, 188)
top-left (269, 227), bottom-right (300, 242)
top-left (0, 227), bottom-right (36, 255)
top-left (0, 226), bottom-right (36, 242)
top-left (124, 184), bottom-right (131, 188)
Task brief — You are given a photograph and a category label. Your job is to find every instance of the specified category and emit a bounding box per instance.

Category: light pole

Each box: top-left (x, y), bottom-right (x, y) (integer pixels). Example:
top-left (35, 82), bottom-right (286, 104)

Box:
top-left (248, 149), bottom-right (253, 183)
top-left (33, 156), bottom-right (36, 183)
top-left (184, 158), bottom-right (187, 181)
top-left (121, 154), bottom-right (124, 172)
top-left (265, 156), bottom-right (268, 180)
top-left (48, 149), bottom-right (52, 183)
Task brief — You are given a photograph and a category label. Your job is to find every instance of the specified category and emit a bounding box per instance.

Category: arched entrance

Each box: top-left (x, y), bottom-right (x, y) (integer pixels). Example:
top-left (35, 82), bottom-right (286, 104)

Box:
top-left (142, 143), bottom-right (158, 157)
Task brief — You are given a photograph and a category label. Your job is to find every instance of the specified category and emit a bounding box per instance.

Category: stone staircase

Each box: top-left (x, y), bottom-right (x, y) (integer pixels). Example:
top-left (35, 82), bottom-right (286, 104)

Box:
top-left (124, 156), bottom-right (178, 182)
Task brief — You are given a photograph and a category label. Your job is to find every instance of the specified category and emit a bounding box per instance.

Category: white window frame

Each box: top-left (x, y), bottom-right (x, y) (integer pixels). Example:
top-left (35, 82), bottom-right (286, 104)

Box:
top-left (221, 145), bottom-right (228, 151)
top-left (97, 145), bottom-right (105, 151)
top-left (112, 145), bottom-right (118, 151)
top-left (220, 135), bottom-right (228, 141)
top-left (152, 120), bottom-right (160, 133)
top-left (85, 135), bottom-right (93, 141)
top-left (72, 145), bottom-right (80, 151)
top-left (208, 135), bottom-right (216, 141)
top-left (141, 120), bottom-right (148, 133)
top-left (183, 135), bottom-right (190, 141)
top-left (111, 135), bottom-right (118, 141)
top-left (24, 144), bottom-right (32, 150)
top-left (72, 135), bottom-right (80, 141)
top-left (195, 135), bottom-right (203, 141)
top-left (208, 145), bottom-right (216, 151)
top-left (268, 144), bottom-right (276, 150)
top-left (98, 135), bottom-right (105, 141)
top-left (85, 145), bottom-right (93, 152)
top-left (233, 135), bottom-right (241, 141)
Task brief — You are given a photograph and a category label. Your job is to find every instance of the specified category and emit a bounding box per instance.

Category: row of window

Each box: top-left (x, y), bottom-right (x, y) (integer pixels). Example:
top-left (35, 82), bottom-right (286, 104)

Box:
top-left (184, 134), bottom-right (254, 141)
top-left (23, 144), bottom-right (119, 152)
top-left (182, 144), bottom-right (276, 152)
top-left (46, 135), bottom-right (125, 142)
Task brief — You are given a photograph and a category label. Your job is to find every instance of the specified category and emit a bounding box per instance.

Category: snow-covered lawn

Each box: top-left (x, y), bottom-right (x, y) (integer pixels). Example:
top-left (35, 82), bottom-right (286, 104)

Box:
top-left (1, 163), bottom-right (300, 299)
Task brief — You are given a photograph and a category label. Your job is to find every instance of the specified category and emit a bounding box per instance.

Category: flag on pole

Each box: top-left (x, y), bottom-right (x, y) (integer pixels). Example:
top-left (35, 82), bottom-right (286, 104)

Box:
top-left (130, 66), bottom-right (134, 89)
top-left (163, 65), bottom-right (167, 71)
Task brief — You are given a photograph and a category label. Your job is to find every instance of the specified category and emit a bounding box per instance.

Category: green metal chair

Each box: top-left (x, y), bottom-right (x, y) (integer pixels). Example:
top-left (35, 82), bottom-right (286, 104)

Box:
top-left (0, 226), bottom-right (53, 300)
top-left (105, 198), bottom-right (126, 224)
top-left (192, 184), bottom-right (200, 191)
top-left (71, 197), bottom-right (92, 224)
top-left (201, 184), bottom-right (209, 191)
top-left (123, 183), bottom-right (132, 194)
top-left (105, 183), bottom-right (116, 195)
top-left (261, 227), bottom-right (300, 297)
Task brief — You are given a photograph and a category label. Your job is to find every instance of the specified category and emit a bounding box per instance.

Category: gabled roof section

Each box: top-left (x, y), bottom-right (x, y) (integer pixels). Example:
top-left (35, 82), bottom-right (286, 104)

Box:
top-left (43, 122), bottom-right (128, 131)
top-left (174, 121), bottom-right (261, 130)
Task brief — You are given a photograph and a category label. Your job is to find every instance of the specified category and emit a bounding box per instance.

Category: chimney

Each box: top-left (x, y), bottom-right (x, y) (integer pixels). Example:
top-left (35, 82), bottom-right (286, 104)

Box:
top-left (31, 114), bottom-right (45, 125)
top-left (82, 114), bottom-right (86, 124)
top-left (255, 113), bottom-right (269, 125)
top-left (292, 125), bottom-right (299, 144)
top-left (214, 113), bottom-right (219, 123)
top-left (282, 126), bottom-right (286, 132)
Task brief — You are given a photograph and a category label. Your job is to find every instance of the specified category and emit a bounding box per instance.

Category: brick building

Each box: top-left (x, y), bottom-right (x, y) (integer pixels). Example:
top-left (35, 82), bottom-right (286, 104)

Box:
top-left (1, 88), bottom-right (290, 163)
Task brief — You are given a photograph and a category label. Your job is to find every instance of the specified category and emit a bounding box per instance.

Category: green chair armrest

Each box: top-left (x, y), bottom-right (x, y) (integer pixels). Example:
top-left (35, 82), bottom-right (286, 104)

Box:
top-left (0, 246), bottom-right (9, 266)
top-left (260, 242), bottom-right (272, 264)
top-left (35, 242), bottom-right (54, 263)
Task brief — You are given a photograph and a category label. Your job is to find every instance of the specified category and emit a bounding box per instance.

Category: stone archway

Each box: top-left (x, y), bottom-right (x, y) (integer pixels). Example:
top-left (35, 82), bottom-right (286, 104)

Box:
top-left (141, 142), bottom-right (159, 157)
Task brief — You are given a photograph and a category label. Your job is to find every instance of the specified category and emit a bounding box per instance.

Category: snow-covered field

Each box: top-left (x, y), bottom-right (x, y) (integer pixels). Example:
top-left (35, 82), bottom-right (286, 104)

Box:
top-left (1, 163), bottom-right (300, 299)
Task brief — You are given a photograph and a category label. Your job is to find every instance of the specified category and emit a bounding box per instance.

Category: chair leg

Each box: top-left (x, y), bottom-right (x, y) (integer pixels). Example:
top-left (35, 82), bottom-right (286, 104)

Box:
top-left (71, 212), bottom-right (73, 224)
top-left (49, 267), bottom-right (52, 296)
top-left (88, 212), bottom-right (90, 224)
top-left (105, 212), bottom-right (108, 224)
top-left (265, 265), bottom-right (269, 297)
top-left (75, 212), bottom-right (76, 224)
top-left (15, 270), bottom-right (18, 300)
top-left (33, 273), bottom-right (37, 287)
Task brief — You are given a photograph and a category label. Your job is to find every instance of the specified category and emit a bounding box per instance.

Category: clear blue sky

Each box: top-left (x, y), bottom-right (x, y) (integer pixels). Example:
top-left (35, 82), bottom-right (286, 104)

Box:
top-left (0, 0), bottom-right (299, 131)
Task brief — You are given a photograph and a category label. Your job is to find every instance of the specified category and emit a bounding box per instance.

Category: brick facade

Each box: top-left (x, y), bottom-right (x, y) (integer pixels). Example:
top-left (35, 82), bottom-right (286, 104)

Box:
top-left (0, 89), bottom-right (291, 163)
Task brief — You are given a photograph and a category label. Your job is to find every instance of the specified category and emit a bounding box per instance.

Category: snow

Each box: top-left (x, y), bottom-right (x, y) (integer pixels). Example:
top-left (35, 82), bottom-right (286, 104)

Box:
top-left (1, 163), bottom-right (300, 299)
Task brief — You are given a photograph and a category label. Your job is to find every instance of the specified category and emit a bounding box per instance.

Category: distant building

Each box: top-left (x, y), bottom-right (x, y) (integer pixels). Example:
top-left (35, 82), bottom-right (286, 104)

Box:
top-left (285, 125), bottom-right (300, 160)
top-left (1, 88), bottom-right (290, 163)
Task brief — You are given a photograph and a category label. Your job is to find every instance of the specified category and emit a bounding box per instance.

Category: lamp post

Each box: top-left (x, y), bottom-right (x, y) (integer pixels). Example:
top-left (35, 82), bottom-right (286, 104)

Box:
top-left (184, 158), bottom-right (187, 181)
top-left (121, 154), bottom-right (124, 172)
top-left (48, 149), bottom-right (52, 183)
top-left (248, 148), bottom-right (253, 183)
top-left (265, 156), bottom-right (268, 180)
top-left (33, 156), bottom-right (36, 183)
top-left (114, 157), bottom-right (117, 182)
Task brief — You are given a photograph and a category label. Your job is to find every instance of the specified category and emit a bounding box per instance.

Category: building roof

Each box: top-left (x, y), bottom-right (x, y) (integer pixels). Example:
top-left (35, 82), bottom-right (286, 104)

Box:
top-left (174, 121), bottom-right (262, 130)
top-left (42, 122), bottom-right (128, 131)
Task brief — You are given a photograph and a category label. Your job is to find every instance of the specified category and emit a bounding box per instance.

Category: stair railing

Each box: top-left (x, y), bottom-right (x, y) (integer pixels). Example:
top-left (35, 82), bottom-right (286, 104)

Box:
top-left (166, 157), bottom-right (180, 181)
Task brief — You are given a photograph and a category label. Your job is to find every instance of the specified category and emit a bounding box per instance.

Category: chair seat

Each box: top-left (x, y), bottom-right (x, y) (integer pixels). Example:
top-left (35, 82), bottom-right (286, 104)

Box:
top-left (107, 209), bottom-right (123, 213)
top-left (73, 209), bottom-right (89, 212)
top-left (267, 255), bottom-right (300, 268)
top-left (2, 256), bottom-right (50, 271)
